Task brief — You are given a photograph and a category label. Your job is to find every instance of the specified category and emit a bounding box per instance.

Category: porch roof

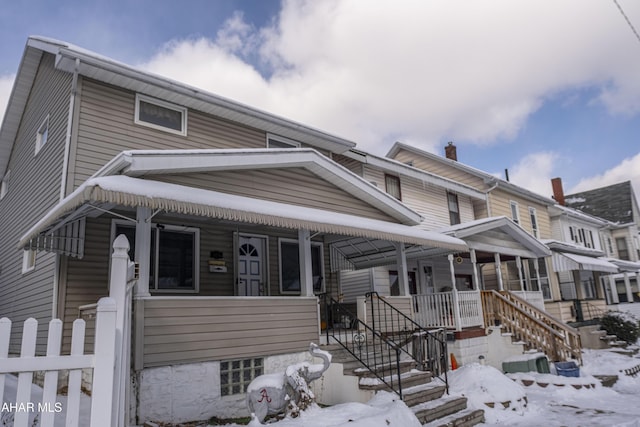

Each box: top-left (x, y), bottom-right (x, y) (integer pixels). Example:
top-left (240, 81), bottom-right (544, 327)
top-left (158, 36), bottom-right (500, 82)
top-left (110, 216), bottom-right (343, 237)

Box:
top-left (551, 252), bottom-right (619, 274)
top-left (604, 258), bottom-right (640, 272)
top-left (18, 175), bottom-right (467, 259)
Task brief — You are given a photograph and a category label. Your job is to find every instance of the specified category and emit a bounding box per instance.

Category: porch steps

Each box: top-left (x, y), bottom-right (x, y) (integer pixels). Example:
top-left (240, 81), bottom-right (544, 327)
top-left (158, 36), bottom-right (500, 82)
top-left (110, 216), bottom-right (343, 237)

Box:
top-left (323, 344), bottom-right (484, 427)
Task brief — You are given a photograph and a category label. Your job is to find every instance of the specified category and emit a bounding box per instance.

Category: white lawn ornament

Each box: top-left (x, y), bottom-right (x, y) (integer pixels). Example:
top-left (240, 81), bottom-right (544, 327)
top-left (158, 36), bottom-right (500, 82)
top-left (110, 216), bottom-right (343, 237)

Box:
top-left (246, 343), bottom-right (332, 424)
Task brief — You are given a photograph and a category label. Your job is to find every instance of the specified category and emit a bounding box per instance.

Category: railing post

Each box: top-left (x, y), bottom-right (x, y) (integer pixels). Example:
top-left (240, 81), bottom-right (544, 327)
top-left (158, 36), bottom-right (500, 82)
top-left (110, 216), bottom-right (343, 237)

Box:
top-left (90, 297), bottom-right (117, 427)
top-left (110, 234), bottom-right (132, 427)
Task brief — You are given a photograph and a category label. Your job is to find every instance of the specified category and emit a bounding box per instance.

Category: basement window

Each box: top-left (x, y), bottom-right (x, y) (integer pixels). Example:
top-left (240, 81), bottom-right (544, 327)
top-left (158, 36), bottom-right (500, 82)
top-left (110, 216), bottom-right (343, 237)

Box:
top-left (220, 357), bottom-right (263, 396)
top-left (135, 94), bottom-right (187, 136)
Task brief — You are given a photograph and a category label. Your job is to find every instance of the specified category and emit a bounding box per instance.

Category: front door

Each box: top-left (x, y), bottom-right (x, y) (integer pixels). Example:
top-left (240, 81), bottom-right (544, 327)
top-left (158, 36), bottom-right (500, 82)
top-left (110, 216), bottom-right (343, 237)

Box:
top-left (238, 235), bottom-right (266, 296)
top-left (418, 261), bottom-right (435, 294)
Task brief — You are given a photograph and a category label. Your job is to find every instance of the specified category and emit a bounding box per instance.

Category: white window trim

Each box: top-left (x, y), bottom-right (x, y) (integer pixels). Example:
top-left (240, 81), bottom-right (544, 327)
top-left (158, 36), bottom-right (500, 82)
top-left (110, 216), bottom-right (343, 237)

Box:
top-left (35, 115), bottom-right (49, 155)
top-left (266, 133), bottom-right (301, 148)
top-left (510, 200), bottom-right (520, 224)
top-left (0, 170), bottom-right (9, 200)
top-left (278, 237), bottom-right (324, 295)
top-left (22, 249), bottom-right (36, 273)
top-left (528, 207), bottom-right (538, 238)
top-left (134, 94), bottom-right (187, 136)
top-left (111, 220), bottom-right (200, 293)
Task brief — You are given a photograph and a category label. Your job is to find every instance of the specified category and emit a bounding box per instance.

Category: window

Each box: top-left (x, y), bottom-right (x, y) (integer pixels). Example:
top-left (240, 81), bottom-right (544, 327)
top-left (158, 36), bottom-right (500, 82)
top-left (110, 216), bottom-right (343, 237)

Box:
top-left (447, 192), bottom-right (460, 225)
top-left (616, 237), bottom-right (629, 260)
top-left (279, 239), bottom-right (324, 294)
top-left (389, 271), bottom-right (417, 296)
top-left (587, 230), bottom-right (595, 249)
top-left (579, 271), bottom-right (596, 299)
top-left (569, 226), bottom-right (576, 242)
top-left (114, 222), bottom-right (199, 292)
top-left (510, 201), bottom-right (519, 224)
top-left (607, 237), bottom-right (614, 255)
top-left (267, 134), bottom-right (301, 148)
top-left (0, 170), bottom-right (9, 200)
top-left (528, 259), bottom-right (550, 299)
top-left (220, 358), bottom-right (263, 396)
top-left (529, 207), bottom-right (538, 238)
top-left (385, 174), bottom-right (401, 200)
top-left (135, 94), bottom-right (187, 136)
top-left (35, 115), bottom-right (49, 155)
top-left (22, 249), bottom-right (36, 273)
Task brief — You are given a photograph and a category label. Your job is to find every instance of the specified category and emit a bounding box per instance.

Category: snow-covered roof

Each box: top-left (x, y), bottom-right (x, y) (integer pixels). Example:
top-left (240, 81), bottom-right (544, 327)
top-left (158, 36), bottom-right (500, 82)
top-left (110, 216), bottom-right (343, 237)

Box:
top-left (18, 175), bottom-right (468, 256)
top-left (93, 148), bottom-right (423, 225)
top-left (550, 252), bottom-right (619, 274)
top-left (541, 239), bottom-right (606, 257)
top-left (436, 216), bottom-right (551, 258)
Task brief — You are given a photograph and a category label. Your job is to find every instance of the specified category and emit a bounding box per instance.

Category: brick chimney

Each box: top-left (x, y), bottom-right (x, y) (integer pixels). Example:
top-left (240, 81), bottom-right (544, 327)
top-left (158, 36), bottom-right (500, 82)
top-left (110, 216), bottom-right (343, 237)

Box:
top-left (445, 141), bottom-right (457, 161)
top-left (551, 177), bottom-right (565, 205)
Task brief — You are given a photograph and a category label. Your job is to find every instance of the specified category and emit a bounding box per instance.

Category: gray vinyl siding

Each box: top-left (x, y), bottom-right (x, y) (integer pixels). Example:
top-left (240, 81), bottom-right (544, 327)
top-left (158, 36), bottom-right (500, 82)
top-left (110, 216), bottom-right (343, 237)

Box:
top-left (0, 53), bottom-right (72, 354)
top-left (71, 79), bottom-right (266, 188)
top-left (61, 215), bottom-right (337, 353)
top-left (142, 297), bottom-right (319, 367)
top-left (339, 270), bottom-right (373, 303)
top-left (146, 169), bottom-right (397, 222)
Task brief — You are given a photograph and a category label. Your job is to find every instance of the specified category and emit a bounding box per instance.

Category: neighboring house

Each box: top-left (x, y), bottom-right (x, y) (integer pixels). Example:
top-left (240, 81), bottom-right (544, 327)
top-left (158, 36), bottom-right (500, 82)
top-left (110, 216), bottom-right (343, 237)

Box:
top-left (557, 179), bottom-right (640, 304)
top-left (386, 142), bottom-right (556, 307)
top-left (0, 37), bottom-right (467, 424)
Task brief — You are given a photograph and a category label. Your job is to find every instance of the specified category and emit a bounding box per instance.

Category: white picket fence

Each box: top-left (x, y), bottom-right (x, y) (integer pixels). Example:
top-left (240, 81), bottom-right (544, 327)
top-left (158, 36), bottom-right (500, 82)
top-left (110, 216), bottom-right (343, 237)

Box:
top-left (0, 235), bottom-right (134, 427)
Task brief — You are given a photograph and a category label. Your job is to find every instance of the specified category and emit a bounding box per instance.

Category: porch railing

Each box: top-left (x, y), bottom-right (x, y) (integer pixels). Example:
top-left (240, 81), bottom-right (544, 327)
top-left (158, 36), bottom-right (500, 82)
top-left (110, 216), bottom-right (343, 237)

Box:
top-left (321, 294), bottom-right (406, 399)
top-left (365, 292), bottom-right (448, 389)
top-left (481, 290), bottom-right (582, 364)
top-left (412, 291), bottom-right (484, 330)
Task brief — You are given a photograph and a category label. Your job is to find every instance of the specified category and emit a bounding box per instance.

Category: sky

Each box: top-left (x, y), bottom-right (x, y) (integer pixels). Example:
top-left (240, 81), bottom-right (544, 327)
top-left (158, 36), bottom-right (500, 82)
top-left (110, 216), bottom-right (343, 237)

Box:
top-left (1, 0), bottom-right (640, 201)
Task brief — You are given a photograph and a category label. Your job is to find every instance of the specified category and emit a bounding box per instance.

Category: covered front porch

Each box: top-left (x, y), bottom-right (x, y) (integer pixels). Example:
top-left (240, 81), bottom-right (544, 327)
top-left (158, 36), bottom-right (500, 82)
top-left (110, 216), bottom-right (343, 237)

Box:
top-left (411, 217), bottom-right (552, 332)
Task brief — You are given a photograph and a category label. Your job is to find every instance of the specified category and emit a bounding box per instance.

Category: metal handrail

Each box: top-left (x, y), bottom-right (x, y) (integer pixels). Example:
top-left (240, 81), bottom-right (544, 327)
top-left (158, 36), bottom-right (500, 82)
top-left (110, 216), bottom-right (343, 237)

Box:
top-left (321, 294), bottom-right (405, 398)
top-left (365, 292), bottom-right (449, 391)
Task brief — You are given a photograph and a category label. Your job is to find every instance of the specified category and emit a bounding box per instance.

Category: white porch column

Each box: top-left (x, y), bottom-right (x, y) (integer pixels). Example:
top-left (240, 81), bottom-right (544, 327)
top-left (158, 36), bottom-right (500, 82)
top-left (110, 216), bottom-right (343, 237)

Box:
top-left (394, 242), bottom-right (410, 296)
top-left (516, 256), bottom-right (525, 291)
top-left (624, 272), bottom-right (633, 303)
top-left (134, 207), bottom-right (152, 297)
top-left (470, 249), bottom-right (480, 290)
top-left (298, 229), bottom-right (314, 296)
top-left (494, 253), bottom-right (504, 291)
top-left (609, 276), bottom-right (620, 304)
top-left (448, 254), bottom-right (462, 331)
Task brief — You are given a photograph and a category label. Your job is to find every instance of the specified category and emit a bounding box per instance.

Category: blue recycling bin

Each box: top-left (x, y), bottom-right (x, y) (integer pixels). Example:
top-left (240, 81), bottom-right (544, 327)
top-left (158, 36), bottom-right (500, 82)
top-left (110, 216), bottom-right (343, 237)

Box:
top-left (555, 361), bottom-right (580, 377)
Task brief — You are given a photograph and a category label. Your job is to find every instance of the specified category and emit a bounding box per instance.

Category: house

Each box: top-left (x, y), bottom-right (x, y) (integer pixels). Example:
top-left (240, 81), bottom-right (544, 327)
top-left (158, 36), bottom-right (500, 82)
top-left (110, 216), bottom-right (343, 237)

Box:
top-left (557, 179), bottom-right (640, 304)
top-left (386, 142), bottom-right (557, 306)
top-left (0, 37), bottom-right (468, 424)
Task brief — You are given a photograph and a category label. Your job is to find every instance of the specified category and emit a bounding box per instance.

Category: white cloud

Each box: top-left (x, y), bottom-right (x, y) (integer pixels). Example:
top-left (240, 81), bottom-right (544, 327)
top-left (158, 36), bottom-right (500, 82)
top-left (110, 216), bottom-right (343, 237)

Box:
top-left (570, 153), bottom-right (640, 202)
top-left (137, 0), bottom-right (640, 155)
top-left (0, 74), bottom-right (15, 124)
top-left (505, 152), bottom-right (560, 198)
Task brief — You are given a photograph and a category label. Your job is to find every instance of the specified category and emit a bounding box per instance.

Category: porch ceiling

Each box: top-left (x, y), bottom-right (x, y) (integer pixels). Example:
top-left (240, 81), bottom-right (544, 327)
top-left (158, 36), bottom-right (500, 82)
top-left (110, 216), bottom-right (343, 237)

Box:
top-left (18, 175), bottom-right (467, 259)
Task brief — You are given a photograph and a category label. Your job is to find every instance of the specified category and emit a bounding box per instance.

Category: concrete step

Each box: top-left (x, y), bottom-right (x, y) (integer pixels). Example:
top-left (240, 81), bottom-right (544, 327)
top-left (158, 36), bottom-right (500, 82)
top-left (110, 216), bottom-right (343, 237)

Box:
top-left (359, 370), bottom-right (432, 392)
top-left (401, 382), bottom-right (447, 407)
top-left (354, 359), bottom-right (417, 378)
top-left (412, 395), bottom-right (469, 425)
top-left (421, 407), bottom-right (485, 427)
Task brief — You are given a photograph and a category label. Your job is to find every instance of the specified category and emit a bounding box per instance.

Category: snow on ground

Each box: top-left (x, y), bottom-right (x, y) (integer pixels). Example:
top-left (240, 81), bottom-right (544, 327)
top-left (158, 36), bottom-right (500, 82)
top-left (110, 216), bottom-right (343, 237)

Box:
top-left (2, 346), bottom-right (640, 426)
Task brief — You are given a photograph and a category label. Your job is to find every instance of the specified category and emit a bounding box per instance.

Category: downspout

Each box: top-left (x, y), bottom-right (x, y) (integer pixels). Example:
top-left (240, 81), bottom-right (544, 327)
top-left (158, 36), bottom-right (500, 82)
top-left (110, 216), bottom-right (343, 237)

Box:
top-left (53, 58), bottom-right (79, 319)
top-left (59, 58), bottom-right (79, 201)
top-left (484, 180), bottom-right (499, 217)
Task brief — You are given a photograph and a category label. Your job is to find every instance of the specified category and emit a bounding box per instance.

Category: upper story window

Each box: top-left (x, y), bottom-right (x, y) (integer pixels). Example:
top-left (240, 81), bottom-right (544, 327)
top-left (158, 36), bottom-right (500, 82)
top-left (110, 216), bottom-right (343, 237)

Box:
top-left (35, 115), bottom-right (49, 155)
top-left (510, 201), bottom-right (520, 224)
top-left (385, 174), bottom-right (401, 200)
top-left (529, 207), bottom-right (538, 238)
top-left (267, 134), bottom-right (301, 148)
top-left (607, 237), bottom-right (614, 255)
top-left (447, 192), bottom-right (460, 225)
top-left (0, 170), bottom-right (9, 200)
top-left (616, 237), bottom-right (629, 260)
top-left (135, 94), bottom-right (187, 136)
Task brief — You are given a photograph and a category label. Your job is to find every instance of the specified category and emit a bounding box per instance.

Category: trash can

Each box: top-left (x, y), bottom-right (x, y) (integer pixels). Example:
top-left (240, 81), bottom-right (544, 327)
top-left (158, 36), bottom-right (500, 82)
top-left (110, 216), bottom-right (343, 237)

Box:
top-left (502, 353), bottom-right (550, 374)
top-left (555, 361), bottom-right (580, 377)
